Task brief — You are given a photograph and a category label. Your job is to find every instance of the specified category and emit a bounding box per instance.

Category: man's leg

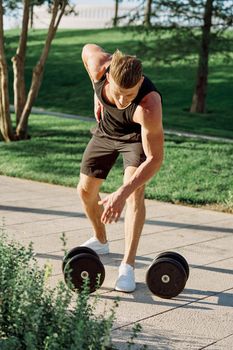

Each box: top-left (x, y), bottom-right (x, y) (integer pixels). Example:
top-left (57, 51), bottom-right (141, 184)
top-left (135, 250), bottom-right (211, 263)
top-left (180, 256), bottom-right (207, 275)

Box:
top-left (115, 166), bottom-right (145, 292)
top-left (77, 173), bottom-right (107, 244)
top-left (78, 135), bottom-right (119, 250)
top-left (123, 166), bottom-right (146, 266)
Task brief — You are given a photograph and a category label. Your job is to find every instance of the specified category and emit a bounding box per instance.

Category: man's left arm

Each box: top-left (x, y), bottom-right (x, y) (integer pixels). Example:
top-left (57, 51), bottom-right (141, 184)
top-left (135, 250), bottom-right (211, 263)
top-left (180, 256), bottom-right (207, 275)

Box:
top-left (99, 92), bottom-right (164, 223)
top-left (120, 92), bottom-right (164, 197)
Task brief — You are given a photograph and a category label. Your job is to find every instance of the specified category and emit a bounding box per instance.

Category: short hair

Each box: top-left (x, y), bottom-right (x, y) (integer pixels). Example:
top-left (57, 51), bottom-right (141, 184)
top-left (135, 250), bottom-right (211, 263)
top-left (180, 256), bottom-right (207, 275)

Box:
top-left (109, 49), bottom-right (143, 88)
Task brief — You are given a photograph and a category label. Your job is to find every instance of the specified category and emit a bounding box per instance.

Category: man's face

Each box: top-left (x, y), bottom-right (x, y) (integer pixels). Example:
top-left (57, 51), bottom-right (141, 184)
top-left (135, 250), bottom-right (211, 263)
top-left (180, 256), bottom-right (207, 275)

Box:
top-left (107, 73), bottom-right (144, 109)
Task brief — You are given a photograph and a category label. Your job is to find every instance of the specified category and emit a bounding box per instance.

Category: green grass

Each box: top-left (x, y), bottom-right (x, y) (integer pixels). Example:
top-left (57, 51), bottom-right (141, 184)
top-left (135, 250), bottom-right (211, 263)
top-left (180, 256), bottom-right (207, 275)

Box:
top-left (4, 27), bottom-right (233, 139)
top-left (2, 28), bottom-right (233, 212)
top-left (0, 114), bottom-right (232, 213)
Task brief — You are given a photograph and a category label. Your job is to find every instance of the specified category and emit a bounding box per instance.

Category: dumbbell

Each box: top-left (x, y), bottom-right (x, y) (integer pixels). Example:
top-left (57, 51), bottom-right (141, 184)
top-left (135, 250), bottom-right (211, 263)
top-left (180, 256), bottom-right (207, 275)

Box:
top-left (146, 251), bottom-right (189, 299)
top-left (62, 246), bottom-right (105, 293)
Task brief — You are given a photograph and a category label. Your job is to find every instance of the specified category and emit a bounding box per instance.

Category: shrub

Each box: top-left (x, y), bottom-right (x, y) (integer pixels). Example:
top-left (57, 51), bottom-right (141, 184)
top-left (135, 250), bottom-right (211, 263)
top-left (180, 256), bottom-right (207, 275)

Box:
top-left (0, 230), bottom-right (113, 349)
top-left (0, 228), bottom-right (146, 349)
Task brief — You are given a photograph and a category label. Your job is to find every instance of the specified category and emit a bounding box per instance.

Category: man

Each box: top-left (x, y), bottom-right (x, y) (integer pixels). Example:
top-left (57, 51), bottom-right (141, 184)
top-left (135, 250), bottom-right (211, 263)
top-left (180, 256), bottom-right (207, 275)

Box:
top-left (77, 44), bottom-right (164, 293)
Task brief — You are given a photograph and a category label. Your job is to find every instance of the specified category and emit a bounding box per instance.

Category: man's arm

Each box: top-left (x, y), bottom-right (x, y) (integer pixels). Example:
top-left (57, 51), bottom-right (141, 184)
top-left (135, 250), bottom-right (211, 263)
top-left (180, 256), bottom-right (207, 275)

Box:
top-left (121, 91), bottom-right (164, 197)
top-left (82, 44), bottom-right (111, 122)
top-left (81, 44), bottom-right (112, 83)
top-left (99, 92), bottom-right (164, 223)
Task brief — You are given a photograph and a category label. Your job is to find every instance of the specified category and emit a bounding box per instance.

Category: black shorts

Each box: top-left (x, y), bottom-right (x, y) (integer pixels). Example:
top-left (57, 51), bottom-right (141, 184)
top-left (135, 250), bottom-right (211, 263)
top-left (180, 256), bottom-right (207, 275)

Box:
top-left (80, 135), bottom-right (146, 179)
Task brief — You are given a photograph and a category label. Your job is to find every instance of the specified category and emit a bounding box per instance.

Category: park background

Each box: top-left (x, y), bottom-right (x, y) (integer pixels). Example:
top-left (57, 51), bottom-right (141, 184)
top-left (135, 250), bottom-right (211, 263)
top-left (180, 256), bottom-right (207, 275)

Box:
top-left (1, 0), bottom-right (233, 213)
top-left (0, 1), bottom-right (233, 349)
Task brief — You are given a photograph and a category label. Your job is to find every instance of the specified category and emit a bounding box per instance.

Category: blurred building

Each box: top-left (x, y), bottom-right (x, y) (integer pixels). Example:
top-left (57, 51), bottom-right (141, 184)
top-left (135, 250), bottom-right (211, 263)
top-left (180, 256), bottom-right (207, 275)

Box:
top-left (4, 2), bottom-right (139, 30)
top-left (36, 3), bottom-right (140, 29)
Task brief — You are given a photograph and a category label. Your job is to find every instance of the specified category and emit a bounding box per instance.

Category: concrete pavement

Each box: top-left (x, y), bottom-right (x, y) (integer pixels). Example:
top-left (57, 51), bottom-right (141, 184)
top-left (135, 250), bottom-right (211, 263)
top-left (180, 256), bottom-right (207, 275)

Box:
top-left (1, 175), bottom-right (233, 349)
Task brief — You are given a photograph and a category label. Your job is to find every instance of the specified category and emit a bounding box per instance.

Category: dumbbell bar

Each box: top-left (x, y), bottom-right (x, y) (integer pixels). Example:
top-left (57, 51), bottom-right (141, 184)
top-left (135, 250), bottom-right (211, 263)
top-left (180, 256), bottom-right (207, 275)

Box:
top-left (146, 251), bottom-right (189, 299)
top-left (62, 246), bottom-right (105, 294)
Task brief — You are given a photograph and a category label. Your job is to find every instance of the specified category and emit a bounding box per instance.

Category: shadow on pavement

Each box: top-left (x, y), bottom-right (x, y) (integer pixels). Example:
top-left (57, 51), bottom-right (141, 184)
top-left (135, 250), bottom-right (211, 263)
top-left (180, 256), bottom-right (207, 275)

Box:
top-left (1, 204), bottom-right (232, 234)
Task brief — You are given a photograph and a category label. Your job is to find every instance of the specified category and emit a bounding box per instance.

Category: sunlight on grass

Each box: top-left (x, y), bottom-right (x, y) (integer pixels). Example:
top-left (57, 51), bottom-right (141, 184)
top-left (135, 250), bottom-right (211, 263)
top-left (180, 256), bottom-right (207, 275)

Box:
top-left (0, 114), bottom-right (232, 212)
top-left (2, 28), bottom-right (233, 212)
top-left (4, 28), bottom-right (233, 138)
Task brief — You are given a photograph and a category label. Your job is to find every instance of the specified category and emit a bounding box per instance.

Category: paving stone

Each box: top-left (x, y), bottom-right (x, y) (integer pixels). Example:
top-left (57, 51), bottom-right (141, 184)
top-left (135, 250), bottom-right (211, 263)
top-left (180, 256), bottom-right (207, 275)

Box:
top-left (1, 175), bottom-right (233, 350)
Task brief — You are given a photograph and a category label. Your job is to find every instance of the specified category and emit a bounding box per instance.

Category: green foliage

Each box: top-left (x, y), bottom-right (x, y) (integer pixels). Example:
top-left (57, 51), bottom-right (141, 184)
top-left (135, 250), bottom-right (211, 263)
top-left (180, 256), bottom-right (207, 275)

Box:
top-left (153, 0), bottom-right (232, 30)
top-left (4, 28), bottom-right (233, 139)
top-left (0, 227), bottom-right (146, 349)
top-left (0, 228), bottom-right (146, 349)
top-left (127, 324), bottom-right (147, 350)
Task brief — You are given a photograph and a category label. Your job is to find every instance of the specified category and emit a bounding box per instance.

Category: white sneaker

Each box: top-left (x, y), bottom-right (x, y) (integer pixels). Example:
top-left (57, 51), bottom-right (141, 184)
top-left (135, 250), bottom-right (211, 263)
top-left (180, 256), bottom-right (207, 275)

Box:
top-left (80, 237), bottom-right (109, 255)
top-left (115, 263), bottom-right (136, 293)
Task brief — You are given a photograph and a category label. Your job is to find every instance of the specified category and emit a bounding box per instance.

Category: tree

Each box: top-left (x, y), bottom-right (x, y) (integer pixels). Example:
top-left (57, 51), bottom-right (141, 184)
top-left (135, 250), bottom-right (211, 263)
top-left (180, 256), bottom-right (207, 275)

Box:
top-left (0, 0), bottom-right (69, 142)
top-left (0, 0), bottom-right (14, 141)
top-left (143, 0), bottom-right (233, 113)
top-left (190, 0), bottom-right (232, 112)
top-left (29, 0), bottom-right (45, 28)
top-left (144, 0), bottom-right (153, 27)
top-left (113, 0), bottom-right (120, 27)
top-left (113, 0), bottom-right (126, 27)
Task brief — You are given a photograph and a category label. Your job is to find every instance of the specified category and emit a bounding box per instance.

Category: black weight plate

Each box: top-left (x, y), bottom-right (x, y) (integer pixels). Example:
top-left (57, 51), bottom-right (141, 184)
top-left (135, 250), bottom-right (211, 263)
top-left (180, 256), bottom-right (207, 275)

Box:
top-left (62, 246), bottom-right (99, 272)
top-left (146, 257), bottom-right (187, 299)
top-left (156, 251), bottom-right (189, 279)
top-left (64, 253), bottom-right (105, 293)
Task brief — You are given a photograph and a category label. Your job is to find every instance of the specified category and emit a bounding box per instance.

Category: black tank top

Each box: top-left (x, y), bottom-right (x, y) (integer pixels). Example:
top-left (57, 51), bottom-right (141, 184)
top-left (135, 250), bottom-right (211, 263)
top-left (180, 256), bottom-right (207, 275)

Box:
top-left (92, 68), bottom-right (162, 142)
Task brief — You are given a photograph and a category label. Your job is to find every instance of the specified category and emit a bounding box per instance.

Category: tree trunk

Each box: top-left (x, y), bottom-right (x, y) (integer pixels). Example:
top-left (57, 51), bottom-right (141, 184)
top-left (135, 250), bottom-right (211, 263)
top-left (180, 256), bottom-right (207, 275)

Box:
top-left (190, 0), bottom-right (213, 113)
top-left (30, 4), bottom-right (34, 29)
top-left (16, 0), bottom-right (67, 139)
top-left (0, 0), bottom-right (14, 141)
top-left (113, 0), bottom-right (119, 27)
top-left (144, 0), bottom-right (152, 28)
top-left (11, 0), bottom-right (29, 125)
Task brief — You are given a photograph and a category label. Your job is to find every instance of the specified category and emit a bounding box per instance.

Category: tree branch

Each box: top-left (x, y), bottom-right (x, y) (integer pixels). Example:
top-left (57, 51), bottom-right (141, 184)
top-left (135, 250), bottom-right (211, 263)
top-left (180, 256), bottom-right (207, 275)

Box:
top-left (0, 0), bottom-right (14, 141)
top-left (11, 0), bottom-right (30, 123)
top-left (16, 0), bottom-right (68, 138)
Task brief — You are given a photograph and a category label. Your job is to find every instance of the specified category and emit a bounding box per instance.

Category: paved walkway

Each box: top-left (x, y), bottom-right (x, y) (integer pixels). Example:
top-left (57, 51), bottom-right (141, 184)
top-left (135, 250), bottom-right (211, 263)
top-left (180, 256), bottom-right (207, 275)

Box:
top-left (1, 175), bottom-right (233, 349)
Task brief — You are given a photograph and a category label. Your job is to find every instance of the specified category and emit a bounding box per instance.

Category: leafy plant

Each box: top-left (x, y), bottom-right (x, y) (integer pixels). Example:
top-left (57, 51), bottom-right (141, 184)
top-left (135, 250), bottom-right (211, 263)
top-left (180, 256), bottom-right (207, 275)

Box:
top-left (0, 227), bottom-right (146, 349)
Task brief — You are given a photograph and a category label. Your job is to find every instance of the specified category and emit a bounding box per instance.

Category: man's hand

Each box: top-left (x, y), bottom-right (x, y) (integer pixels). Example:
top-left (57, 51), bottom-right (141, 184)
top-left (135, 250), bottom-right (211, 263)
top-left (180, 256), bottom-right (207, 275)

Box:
top-left (98, 190), bottom-right (126, 224)
top-left (94, 93), bottom-right (104, 123)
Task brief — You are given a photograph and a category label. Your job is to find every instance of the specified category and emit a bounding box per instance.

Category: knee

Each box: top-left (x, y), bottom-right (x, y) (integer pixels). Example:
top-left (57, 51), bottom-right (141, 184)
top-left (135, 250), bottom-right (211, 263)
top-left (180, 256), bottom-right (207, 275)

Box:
top-left (77, 175), bottom-right (102, 204)
top-left (77, 182), bottom-right (92, 203)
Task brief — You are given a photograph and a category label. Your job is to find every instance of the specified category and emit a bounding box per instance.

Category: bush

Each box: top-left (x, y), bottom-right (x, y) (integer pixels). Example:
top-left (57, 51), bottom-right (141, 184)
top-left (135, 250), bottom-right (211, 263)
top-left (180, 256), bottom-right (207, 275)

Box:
top-left (0, 229), bottom-right (116, 349)
top-left (0, 229), bottom-right (146, 349)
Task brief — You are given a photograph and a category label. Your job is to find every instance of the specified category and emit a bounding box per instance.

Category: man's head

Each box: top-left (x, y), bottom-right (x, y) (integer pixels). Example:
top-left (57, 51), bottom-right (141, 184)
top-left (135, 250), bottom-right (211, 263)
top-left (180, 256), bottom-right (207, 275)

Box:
top-left (106, 49), bottom-right (144, 109)
top-left (109, 49), bottom-right (143, 89)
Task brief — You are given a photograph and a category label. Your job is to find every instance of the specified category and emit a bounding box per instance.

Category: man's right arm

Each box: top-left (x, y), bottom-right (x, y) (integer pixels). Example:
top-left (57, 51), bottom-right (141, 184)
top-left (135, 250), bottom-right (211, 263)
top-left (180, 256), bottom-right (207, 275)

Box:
top-left (81, 44), bottom-right (112, 83)
top-left (82, 44), bottom-right (111, 122)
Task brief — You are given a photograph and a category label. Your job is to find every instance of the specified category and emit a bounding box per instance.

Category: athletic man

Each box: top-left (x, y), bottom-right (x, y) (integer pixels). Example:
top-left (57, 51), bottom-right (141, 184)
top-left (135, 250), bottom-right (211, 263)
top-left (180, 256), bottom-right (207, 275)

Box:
top-left (78, 44), bottom-right (164, 292)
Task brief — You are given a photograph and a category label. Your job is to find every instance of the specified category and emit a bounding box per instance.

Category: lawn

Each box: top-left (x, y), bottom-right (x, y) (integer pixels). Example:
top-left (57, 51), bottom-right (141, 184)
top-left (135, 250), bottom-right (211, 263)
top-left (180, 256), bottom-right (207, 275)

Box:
top-left (2, 28), bottom-right (232, 213)
top-left (4, 27), bottom-right (233, 139)
top-left (0, 114), bottom-right (232, 213)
